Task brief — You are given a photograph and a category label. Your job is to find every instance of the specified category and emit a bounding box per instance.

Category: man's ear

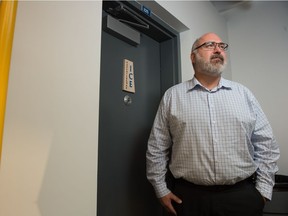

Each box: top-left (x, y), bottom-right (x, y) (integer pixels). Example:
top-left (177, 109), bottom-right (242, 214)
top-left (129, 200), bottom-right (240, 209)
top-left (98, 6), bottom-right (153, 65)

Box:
top-left (191, 52), bottom-right (196, 64)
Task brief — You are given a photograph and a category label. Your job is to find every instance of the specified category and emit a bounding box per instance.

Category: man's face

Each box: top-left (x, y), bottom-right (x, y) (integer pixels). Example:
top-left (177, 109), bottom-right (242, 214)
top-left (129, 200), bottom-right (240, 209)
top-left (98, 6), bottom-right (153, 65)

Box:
top-left (192, 34), bottom-right (227, 76)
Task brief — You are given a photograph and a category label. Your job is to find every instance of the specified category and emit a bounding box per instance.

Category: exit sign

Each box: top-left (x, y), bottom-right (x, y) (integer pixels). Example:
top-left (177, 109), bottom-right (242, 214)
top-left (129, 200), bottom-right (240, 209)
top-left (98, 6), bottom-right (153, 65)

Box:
top-left (141, 5), bottom-right (151, 16)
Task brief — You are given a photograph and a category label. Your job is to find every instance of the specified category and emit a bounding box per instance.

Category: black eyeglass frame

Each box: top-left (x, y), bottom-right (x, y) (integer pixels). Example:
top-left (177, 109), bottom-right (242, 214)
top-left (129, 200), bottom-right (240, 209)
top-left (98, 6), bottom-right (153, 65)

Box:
top-left (193, 41), bottom-right (229, 52)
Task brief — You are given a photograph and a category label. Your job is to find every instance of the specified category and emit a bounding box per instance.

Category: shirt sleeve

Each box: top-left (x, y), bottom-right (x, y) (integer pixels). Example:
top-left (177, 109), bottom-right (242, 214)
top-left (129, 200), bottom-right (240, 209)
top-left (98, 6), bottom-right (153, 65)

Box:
top-left (250, 95), bottom-right (280, 200)
top-left (146, 92), bottom-right (173, 198)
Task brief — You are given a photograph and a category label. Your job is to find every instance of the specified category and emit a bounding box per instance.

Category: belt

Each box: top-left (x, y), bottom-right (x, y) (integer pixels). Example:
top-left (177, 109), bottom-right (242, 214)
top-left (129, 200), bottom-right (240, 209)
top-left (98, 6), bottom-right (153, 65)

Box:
top-left (175, 174), bottom-right (256, 191)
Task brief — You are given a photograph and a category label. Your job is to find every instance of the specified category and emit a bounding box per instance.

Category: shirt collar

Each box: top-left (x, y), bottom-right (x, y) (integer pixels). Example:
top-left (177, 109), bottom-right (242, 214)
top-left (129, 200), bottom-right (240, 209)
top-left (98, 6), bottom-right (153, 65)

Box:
top-left (188, 76), bottom-right (232, 92)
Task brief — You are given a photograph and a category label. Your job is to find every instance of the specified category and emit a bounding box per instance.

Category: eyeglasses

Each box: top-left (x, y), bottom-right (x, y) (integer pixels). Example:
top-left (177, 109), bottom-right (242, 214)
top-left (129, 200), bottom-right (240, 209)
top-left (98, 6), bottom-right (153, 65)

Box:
top-left (193, 41), bottom-right (229, 52)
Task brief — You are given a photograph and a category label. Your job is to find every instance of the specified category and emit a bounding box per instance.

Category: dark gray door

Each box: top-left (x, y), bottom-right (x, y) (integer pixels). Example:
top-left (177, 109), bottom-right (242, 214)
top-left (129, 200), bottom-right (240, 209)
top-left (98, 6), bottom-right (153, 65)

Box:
top-left (98, 2), bottom-right (180, 216)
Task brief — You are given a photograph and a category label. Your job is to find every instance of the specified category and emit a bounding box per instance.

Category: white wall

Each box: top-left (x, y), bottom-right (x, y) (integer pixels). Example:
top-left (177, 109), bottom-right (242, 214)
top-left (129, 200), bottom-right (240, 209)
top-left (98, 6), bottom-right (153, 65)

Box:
top-left (156, 1), bottom-right (231, 81)
top-left (225, 1), bottom-right (288, 174)
top-left (0, 1), bottom-right (102, 216)
top-left (0, 1), bottom-right (228, 216)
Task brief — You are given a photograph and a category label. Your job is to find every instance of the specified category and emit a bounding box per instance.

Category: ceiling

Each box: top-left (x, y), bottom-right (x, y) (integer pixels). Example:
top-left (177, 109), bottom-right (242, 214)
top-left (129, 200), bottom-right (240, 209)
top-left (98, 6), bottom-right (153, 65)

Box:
top-left (210, 1), bottom-right (247, 13)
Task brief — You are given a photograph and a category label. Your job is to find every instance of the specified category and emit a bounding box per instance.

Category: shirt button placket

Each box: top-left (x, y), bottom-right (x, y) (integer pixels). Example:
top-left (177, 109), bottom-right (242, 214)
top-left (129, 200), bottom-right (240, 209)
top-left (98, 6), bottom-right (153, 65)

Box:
top-left (208, 93), bottom-right (218, 182)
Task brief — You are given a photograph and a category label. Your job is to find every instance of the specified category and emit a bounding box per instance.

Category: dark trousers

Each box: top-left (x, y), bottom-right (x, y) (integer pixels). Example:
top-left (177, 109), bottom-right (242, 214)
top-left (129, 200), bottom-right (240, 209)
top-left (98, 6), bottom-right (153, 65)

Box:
top-left (172, 178), bottom-right (265, 216)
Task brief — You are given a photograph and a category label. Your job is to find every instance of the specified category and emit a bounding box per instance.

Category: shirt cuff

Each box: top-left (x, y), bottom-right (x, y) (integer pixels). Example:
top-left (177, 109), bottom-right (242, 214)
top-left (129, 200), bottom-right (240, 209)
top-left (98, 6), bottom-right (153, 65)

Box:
top-left (154, 183), bottom-right (171, 198)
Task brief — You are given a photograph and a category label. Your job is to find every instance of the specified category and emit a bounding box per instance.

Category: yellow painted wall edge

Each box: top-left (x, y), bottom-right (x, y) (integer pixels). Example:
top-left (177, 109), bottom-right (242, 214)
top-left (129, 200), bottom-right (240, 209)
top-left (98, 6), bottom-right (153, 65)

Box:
top-left (0, 1), bottom-right (18, 164)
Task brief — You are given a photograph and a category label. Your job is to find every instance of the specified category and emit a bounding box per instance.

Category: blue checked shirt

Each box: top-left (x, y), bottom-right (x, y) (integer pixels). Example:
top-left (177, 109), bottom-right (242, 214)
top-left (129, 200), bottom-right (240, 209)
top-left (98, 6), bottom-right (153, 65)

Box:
top-left (146, 77), bottom-right (280, 200)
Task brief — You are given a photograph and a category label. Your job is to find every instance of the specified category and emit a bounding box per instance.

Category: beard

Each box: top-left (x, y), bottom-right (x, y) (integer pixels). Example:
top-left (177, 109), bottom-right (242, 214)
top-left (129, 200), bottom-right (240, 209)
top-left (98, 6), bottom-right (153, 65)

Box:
top-left (195, 53), bottom-right (227, 76)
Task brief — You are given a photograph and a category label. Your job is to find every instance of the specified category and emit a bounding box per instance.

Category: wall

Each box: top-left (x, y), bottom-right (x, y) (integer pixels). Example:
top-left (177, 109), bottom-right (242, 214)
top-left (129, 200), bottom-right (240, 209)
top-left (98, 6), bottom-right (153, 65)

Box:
top-left (0, 1), bottom-right (102, 216)
top-left (0, 1), bottom-right (228, 216)
top-left (225, 1), bottom-right (288, 174)
top-left (157, 0), bottom-right (231, 81)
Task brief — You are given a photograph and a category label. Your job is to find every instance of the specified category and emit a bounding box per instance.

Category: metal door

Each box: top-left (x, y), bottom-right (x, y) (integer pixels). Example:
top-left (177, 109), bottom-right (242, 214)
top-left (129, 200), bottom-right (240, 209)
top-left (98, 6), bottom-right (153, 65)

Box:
top-left (98, 2), bottom-right (180, 216)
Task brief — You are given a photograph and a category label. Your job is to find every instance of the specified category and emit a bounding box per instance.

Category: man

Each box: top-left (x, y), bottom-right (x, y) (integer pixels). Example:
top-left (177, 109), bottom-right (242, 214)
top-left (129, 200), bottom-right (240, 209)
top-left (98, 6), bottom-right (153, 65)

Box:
top-left (146, 32), bottom-right (280, 216)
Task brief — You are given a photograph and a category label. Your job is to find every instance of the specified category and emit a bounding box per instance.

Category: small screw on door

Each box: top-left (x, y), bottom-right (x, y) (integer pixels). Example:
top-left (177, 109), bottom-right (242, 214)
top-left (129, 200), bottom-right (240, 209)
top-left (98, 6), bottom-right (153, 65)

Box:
top-left (124, 95), bottom-right (132, 106)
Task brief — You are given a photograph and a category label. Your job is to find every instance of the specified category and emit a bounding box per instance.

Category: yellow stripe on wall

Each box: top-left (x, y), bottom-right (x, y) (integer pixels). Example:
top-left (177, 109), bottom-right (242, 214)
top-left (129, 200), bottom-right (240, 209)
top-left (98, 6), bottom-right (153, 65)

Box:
top-left (0, 0), bottom-right (18, 163)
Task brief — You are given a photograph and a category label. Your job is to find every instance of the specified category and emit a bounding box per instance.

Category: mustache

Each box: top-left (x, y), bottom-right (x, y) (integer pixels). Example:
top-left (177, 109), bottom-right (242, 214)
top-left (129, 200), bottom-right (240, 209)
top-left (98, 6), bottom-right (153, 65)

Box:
top-left (210, 54), bottom-right (224, 62)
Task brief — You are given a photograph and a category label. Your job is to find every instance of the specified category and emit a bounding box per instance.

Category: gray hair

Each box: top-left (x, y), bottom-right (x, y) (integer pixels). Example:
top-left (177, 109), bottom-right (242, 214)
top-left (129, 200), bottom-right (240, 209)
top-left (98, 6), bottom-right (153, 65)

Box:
top-left (191, 38), bottom-right (200, 53)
